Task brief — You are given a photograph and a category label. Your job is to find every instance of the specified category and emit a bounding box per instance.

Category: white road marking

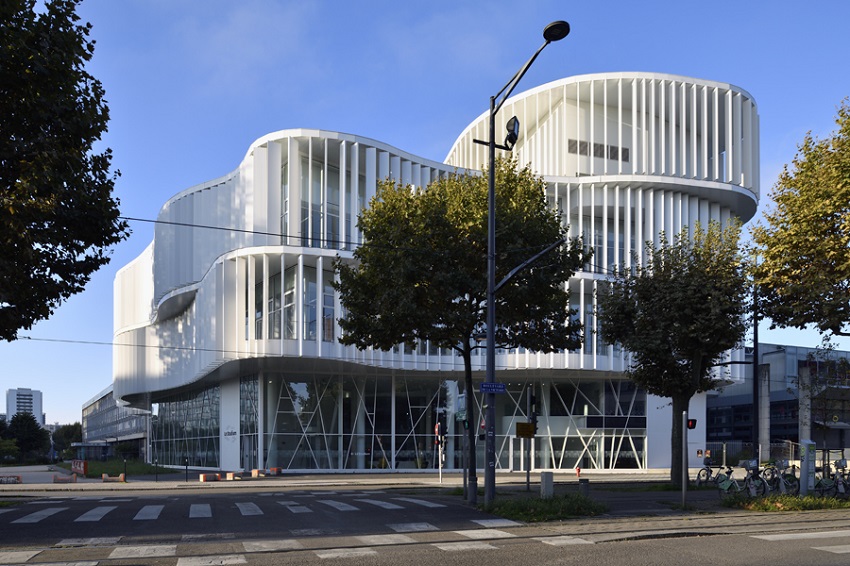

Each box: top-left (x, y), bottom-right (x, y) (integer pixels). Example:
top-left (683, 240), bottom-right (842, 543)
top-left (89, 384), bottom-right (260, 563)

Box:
top-left (75, 506), bottom-right (117, 522)
top-left (243, 540), bottom-right (303, 552)
top-left (0, 550), bottom-right (41, 563)
top-left (12, 507), bottom-right (67, 523)
top-left (393, 497), bottom-right (445, 508)
top-left (354, 498), bottom-right (403, 510)
top-left (315, 548), bottom-right (377, 559)
top-left (455, 529), bottom-right (516, 539)
top-left (536, 535), bottom-right (594, 546)
top-left (177, 555), bottom-right (247, 566)
top-left (473, 518), bottom-right (522, 528)
top-left (133, 505), bottom-right (164, 520)
top-left (754, 530), bottom-right (850, 541)
top-left (434, 541), bottom-right (498, 551)
top-left (277, 501), bottom-right (312, 513)
top-left (109, 545), bottom-right (176, 559)
top-left (356, 534), bottom-right (415, 546)
top-left (235, 502), bottom-right (263, 516)
top-left (318, 499), bottom-right (358, 511)
top-left (388, 522), bottom-right (438, 532)
top-left (814, 545), bottom-right (850, 554)
top-left (189, 503), bottom-right (212, 518)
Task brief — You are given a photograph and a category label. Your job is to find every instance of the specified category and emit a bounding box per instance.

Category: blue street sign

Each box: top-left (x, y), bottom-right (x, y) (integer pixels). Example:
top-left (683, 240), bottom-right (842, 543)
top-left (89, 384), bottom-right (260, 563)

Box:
top-left (479, 382), bottom-right (506, 394)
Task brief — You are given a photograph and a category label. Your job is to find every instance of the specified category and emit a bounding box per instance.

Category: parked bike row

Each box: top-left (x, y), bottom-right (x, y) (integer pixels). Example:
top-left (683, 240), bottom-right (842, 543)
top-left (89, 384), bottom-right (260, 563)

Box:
top-left (694, 458), bottom-right (802, 497)
top-left (695, 457), bottom-right (850, 498)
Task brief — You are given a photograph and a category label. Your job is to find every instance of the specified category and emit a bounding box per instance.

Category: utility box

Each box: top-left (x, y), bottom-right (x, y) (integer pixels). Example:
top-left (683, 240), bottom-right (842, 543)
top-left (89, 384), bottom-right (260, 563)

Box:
top-left (800, 440), bottom-right (816, 495)
top-left (540, 471), bottom-right (554, 499)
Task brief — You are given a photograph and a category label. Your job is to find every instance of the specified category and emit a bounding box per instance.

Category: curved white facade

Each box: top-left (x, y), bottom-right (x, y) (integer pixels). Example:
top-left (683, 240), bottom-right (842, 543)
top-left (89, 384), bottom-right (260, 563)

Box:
top-left (114, 73), bottom-right (758, 473)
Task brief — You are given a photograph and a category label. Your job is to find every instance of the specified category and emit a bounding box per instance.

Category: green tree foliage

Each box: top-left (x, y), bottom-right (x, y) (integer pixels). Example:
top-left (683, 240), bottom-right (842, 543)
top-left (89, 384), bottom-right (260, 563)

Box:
top-left (596, 221), bottom-right (749, 484)
top-left (7, 412), bottom-right (50, 461)
top-left (752, 100), bottom-right (850, 337)
top-left (0, 0), bottom-right (129, 341)
top-left (51, 422), bottom-right (82, 457)
top-left (335, 156), bottom-right (590, 487)
top-left (0, 438), bottom-right (20, 462)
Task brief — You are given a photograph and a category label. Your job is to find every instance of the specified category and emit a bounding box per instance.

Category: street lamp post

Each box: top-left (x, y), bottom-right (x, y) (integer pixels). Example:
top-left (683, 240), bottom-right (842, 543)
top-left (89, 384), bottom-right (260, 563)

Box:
top-left (472, 20), bottom-right (570, 509)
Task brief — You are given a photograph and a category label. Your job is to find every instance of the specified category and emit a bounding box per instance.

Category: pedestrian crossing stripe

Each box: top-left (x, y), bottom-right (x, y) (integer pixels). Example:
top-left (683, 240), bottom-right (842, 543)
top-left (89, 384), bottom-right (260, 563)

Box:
top-left (754, 530), bottom-right (850, 541)
top-left (11, 507), bottom-right (67, 523)
top-left (354, 498), bottom-right (403, 510)
top-left (317, 499), bottom-right (358, 511)
top-left (134, 505), bottom-right (164, 520)
top-left (75, 506), bottom-right (117, 522)
top-left (813, 545), bottom-right (850, 554)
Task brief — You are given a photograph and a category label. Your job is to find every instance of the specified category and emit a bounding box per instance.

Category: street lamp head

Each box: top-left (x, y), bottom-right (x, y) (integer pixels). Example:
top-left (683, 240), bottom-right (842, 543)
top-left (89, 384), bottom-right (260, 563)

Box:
top-left (543, 20), bottom-right (570, 43)
top-left (504, 116), bottom-right (520, 150)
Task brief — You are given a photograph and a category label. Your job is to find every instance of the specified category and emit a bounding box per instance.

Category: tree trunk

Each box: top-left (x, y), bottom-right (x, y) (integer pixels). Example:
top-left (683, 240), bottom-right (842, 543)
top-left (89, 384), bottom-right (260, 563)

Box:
top-left (670, 394), bottom-right (691, 486)
top-left (461, 343), bottom-right (477, 505)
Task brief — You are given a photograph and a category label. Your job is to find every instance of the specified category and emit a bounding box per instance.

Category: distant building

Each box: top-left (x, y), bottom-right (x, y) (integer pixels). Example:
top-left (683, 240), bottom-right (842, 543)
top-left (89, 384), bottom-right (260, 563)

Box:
top-left (707, 343), bottom-right (850, 460)
top-left (5, 388), bottom-right (44, 426)
top-left (78, 384), bottom-right (150, 460)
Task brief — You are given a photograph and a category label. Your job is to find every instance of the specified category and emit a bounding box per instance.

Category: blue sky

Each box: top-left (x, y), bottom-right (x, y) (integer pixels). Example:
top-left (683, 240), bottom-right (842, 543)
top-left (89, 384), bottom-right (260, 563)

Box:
top-left (4, 0), bottom-right (849, 425)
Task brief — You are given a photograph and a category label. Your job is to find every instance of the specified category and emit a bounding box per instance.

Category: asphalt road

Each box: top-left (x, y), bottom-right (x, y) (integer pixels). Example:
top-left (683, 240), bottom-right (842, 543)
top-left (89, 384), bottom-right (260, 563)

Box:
top-left (3, 466), bottom-right (850, 565)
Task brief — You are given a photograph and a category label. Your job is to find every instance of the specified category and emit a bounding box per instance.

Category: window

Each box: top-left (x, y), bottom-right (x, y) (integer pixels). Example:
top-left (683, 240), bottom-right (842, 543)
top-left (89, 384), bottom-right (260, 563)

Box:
top-left (283, 267), bottom-right (297, 339)
top-left (268, 272), bottom-right (281, 339)
top-left (568, 138), bottom-right (630, 163)
top-left (322, 278), bottom-right (334, 342)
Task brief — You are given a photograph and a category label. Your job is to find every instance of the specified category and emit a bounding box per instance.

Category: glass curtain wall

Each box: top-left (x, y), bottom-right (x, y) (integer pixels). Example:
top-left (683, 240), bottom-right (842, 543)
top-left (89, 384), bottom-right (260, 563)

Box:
top-left (249, 373), bottom-right (646, 472)
top-left (151, 385), bottom-right (220, 467)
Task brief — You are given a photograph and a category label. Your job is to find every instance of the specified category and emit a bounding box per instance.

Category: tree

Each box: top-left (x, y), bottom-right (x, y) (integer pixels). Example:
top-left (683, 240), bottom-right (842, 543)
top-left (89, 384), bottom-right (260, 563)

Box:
top-left (752, 99), bottom-right (850, 337)
top-left (596, 221), bottom-right (750, 485)
top-left (7, 412), bottom-right (50, 461)
top-left (0, 0), bottom-right (129, 341)
top-left (51, 422), bottom-right (82, 458)
top-left (335, 156), bottom-right (590, 497)
top-left (0, 439), bottom-right (19, 462)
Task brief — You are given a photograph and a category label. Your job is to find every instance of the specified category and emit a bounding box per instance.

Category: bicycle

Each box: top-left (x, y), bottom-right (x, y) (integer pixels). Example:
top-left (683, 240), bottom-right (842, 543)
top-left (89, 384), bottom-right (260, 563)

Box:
top-left (816, 459), bottom-right (850, 498)
top-left (814, 465), bottom-right (838, 497)
top-left (762, 459), bottom-right (800, 495)
top-left (717, 460), bottom-right (767, 498)
top-left (695, 458), bottom-right (728, 486)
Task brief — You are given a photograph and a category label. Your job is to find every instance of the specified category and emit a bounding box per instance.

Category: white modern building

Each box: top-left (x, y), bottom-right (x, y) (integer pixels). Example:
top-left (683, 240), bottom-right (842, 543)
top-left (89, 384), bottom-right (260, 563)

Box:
top-left (6, 388), bottom-right (44, 426)
top-left (113, 72), bottom-right (758, 473)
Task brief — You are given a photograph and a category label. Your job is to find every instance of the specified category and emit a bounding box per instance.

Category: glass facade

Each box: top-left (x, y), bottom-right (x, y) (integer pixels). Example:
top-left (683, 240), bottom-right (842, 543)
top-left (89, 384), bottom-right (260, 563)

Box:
top-left (139, 372), bottom-right (648, 472)
top-left (151, 385), bottom-right (220, 467)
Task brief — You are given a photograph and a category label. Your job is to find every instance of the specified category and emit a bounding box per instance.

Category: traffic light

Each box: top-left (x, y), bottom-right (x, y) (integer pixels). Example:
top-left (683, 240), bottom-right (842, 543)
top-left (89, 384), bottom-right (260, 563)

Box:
top-left (687, 419), bottom-right (697, 429)
top-left (532, 411), bottom-right (539, 435)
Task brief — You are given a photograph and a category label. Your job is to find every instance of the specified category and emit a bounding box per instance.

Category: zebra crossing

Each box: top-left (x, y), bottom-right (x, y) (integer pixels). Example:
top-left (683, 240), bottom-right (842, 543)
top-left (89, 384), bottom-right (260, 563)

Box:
top-left (2, 492), bottom-right (451, 526)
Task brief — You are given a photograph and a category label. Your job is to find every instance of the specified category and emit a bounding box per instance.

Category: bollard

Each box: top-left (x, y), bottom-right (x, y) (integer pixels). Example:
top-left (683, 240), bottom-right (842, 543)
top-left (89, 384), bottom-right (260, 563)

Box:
top-left (540, 471), bottom-right (554, 499)
top-left (578, 478), bottom-right (589, 497)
